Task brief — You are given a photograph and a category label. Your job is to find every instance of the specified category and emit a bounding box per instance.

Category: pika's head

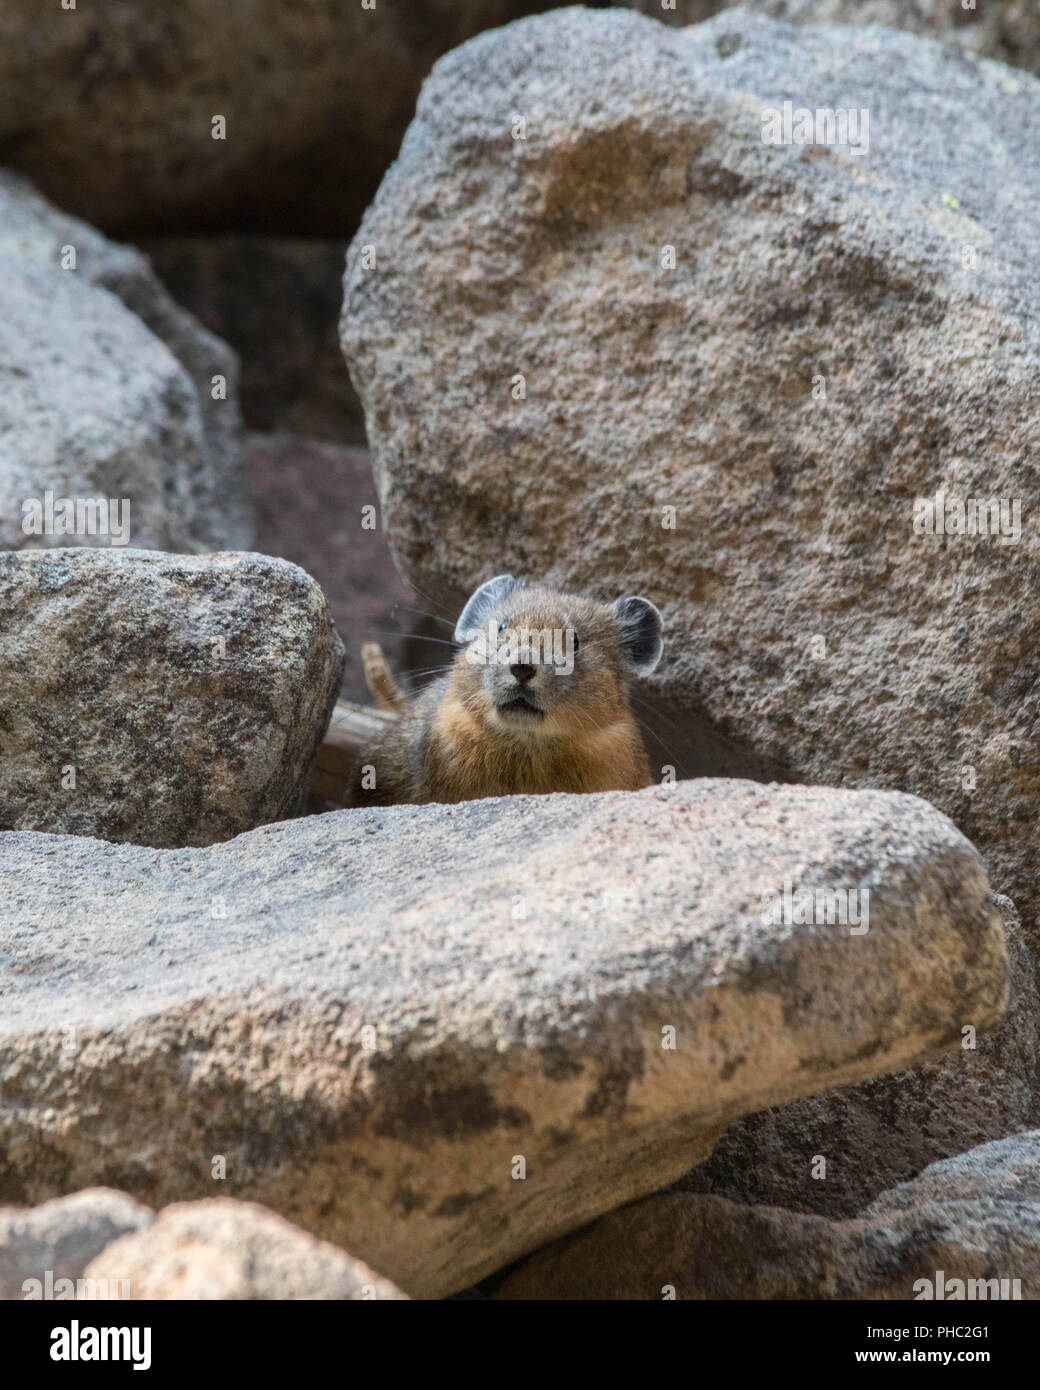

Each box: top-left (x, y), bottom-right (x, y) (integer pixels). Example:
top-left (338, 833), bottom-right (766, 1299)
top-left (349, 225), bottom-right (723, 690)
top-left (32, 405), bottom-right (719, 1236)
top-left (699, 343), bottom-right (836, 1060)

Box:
top-left (451, 574), bottom-right (663, 737)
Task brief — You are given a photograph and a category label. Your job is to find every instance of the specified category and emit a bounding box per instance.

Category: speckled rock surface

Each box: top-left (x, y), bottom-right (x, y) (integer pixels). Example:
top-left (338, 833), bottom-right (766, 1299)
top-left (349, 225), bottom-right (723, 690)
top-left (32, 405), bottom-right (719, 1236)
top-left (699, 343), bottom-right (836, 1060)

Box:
top-left (0, 0), bottom-right (560, 236)
top-left (0, 1189), bottom-right (153, 1301)
top-left (0, 549), bottom-right (344, 846)
top-left (493, 1130), bottom-right (1040, 1299)
top-left (0, 171), bottom-right (250, 553)
top-left (626, 1), bottom-right (1040, 77)
top-left (343, 5), bottom-right (1040, 940)
top-left (678, 892), bottom-right (1040, 1216)
top-left (0, 779), bottom-right (1008, 1296)
top-left (84, 1200), bottom-right (406, 1301)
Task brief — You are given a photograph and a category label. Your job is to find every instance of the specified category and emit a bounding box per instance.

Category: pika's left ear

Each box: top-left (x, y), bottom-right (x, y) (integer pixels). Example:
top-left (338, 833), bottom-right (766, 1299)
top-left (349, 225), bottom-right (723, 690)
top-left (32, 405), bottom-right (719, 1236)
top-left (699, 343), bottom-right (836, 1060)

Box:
top-left (611, 595), bottom-right (663, 676)
top-left (454, 573), bottom-right (519, 643)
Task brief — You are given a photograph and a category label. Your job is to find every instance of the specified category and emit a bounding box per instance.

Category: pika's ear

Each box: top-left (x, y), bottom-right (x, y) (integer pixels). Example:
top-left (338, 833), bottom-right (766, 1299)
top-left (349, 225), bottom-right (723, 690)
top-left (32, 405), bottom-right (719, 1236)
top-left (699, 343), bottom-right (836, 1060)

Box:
top-left (454, 574), bottom-right (519, 643)
top-left (611, 595), bottom-right (663, 676)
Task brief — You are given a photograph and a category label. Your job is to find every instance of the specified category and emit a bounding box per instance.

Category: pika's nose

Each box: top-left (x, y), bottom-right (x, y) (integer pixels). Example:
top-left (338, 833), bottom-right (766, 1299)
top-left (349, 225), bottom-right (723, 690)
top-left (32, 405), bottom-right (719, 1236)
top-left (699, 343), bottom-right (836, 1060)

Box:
top-left (510, 663), bottom-right (536, 685)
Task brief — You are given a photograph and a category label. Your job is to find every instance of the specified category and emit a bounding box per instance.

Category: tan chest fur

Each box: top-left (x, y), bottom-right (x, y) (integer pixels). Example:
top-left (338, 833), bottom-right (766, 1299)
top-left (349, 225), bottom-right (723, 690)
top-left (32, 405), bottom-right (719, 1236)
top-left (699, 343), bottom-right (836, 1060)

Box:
top-left (425, 691), bottom-right (651, 802)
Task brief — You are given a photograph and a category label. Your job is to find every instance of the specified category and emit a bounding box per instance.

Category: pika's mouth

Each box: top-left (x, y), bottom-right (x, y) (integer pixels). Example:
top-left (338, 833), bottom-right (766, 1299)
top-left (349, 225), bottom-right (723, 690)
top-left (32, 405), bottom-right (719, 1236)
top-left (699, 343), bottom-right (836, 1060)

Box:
top-left (496, 694), bottom-right (545, 720)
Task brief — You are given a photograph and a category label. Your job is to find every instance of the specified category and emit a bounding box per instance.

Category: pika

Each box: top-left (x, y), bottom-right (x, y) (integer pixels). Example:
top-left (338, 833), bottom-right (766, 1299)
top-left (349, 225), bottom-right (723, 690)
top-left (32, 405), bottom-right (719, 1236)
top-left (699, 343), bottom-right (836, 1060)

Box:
top-left (354, 574), bottom-right (663, 806)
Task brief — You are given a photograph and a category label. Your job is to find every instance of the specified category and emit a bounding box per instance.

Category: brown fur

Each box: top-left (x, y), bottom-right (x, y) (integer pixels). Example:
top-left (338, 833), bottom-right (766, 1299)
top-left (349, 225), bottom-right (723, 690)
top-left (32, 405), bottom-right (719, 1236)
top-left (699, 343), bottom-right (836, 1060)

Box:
top-left (354, 583), bottom-right (659, 807)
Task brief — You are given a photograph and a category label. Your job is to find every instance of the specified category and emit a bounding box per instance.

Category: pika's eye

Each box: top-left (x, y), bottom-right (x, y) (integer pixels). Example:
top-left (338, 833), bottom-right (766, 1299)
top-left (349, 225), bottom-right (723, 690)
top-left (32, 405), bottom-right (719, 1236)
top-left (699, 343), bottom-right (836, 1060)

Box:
top-left (571, 630), bottom-right (580, 655)
top-left (498, 619), bottom-right (509, 633)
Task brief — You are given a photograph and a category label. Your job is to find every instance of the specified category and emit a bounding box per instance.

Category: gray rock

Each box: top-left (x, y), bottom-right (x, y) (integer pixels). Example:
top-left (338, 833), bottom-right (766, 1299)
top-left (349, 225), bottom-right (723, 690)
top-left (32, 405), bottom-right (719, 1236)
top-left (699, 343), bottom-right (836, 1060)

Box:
top-left (493, 1130), bottom-right (1040, 1299)
top-left (0, 1), bottom-right (562, 237)
top-left (625, 1), bottom-right (1040, 77)
top-left (678, 892), bottom-right (1040, 1215)
top-left (0, 1189), bottom-right (153, 1302)
top-left (0, 778), bottom-right (1008, 1296)
top-left (342, 5), bottom-right (1040, 947)
top-left (0, 549), bottom-right (345, 846)
top-left (84, 1200), bottom-right (406, 1301)
top-left (0, 171), bottom-right (250, 553)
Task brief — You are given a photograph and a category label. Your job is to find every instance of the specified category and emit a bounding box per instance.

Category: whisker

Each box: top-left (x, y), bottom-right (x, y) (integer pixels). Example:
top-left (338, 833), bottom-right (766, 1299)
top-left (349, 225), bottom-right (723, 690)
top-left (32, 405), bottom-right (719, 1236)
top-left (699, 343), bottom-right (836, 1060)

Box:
top-left (401, 664), bottom-right (456, 679)
top-left (390, 601), bottom-right (456, 630)
top-left (393, 584), bottom-right (458, 626)
top-left (367, 628), bottom-right (460, 648)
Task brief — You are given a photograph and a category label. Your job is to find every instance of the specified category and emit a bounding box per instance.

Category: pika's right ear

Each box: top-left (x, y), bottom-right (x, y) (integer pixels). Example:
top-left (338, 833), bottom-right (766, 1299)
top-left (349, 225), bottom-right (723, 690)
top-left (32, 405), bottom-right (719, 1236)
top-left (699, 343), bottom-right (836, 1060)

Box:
top-left (611, 595), bottom-right (664, 676)
top-left (454, 574), bottom-right (519, 643)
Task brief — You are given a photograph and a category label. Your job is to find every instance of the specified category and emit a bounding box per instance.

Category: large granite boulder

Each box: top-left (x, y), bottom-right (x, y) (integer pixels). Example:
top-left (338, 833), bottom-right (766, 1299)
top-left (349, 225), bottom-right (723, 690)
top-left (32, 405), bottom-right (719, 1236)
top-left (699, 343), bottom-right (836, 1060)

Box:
top-left (0, 549), bottom-right (345, 847)
top-left (0, 779), bottom-right (1007, 1295)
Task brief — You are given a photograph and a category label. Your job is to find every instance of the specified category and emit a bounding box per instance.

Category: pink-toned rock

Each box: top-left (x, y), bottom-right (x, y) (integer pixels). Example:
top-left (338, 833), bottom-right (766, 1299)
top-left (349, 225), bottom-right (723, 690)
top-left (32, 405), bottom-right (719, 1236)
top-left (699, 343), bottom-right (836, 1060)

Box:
top-left (245, 434), bottom-right (415, 703)
top-left (140, 239), bottom-right (364, 444)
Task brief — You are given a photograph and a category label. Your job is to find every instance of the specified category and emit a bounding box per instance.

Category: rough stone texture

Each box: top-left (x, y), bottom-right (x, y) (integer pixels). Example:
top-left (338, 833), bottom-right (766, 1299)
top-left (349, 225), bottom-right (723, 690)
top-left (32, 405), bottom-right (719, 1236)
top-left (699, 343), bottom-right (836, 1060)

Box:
top-left (138, 237), bottom-right (364, 443)
top-left (626, 1), bottom-right (1040, 76)
top-left (84, 1200), bottom-right (406, 1301)
top-left (0, 549), bottom-right (345, 847)
top-left (0, 171), bottom-right (250, 554)
top-left (493, 1130), bottom-right (1040, 1298)
top-left (343, 5), bottom-right (1040, 944)
top-left (0, 779), bottom-right (1008, 1296)
top-left (245, 434), bottom-right (415, 703)
top-left (0, 1189), bottom-right (153, 1301)
top-left (678, 892), bottom-right (1040, 1216)
top-left (0, 0), bottom-right (564, 237)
